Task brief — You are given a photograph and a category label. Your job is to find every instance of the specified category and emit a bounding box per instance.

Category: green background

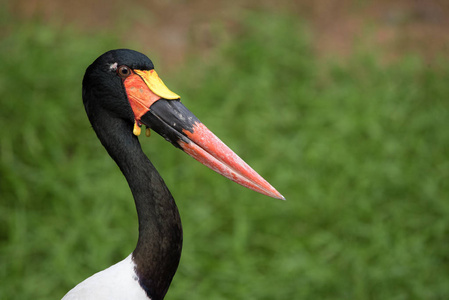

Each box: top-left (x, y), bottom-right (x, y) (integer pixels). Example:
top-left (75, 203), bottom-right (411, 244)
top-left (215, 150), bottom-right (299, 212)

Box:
top-left (1, 2), bottom-right (449, 299)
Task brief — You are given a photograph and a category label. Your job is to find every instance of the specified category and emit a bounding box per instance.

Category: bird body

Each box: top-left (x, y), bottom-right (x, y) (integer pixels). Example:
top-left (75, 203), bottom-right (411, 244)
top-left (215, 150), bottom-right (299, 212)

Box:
top-left (62, 255), bottom-right (148, 300)
top-left (62, 49), bottom-right (283, 300)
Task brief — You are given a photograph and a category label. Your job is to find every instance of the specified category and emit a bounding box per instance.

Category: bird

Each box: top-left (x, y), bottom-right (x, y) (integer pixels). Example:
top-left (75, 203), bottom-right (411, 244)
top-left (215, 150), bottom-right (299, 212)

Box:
top-left (62, 49), bottom-right (284, 300)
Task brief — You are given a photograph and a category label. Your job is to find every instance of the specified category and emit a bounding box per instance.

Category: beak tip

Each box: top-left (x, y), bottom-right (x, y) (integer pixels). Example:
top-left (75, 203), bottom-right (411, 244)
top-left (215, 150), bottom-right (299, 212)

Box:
top-left (271, 191), bottom-right (286, 201)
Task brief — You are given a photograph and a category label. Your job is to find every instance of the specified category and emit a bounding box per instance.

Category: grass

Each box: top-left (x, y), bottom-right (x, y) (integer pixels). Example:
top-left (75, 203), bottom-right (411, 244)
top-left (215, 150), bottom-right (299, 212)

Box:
top-left (1, 12), bottom-right (449, 300)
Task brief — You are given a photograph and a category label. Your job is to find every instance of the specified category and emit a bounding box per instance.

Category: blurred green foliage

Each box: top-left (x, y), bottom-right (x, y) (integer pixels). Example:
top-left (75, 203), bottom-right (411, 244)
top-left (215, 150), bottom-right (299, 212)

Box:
top-left (1, 13), bottom-right (449, 300)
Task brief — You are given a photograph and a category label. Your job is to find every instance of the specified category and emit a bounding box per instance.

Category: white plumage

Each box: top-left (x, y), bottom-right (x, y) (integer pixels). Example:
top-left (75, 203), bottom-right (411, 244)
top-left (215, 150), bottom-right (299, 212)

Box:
top-left (62, 255), bottom-right (149, 300)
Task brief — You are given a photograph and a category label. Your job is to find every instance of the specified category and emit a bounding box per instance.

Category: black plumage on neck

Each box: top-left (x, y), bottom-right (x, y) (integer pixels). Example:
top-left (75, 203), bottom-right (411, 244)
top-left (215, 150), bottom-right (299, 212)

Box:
top-left (83, 83), bottom-right (183, 300)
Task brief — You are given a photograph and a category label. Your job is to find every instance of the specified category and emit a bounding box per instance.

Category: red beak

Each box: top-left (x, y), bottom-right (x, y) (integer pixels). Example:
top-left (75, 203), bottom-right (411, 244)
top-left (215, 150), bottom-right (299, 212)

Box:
top-left (123, 68), bottom-right (285, 200)
top-left (179, 122), bottom-right (284, 199)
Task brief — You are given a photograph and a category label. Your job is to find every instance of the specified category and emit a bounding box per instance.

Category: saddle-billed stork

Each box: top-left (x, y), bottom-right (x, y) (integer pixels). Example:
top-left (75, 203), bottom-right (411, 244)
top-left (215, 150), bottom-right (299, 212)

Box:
top-left (62, 49), bottom-right (284, 300)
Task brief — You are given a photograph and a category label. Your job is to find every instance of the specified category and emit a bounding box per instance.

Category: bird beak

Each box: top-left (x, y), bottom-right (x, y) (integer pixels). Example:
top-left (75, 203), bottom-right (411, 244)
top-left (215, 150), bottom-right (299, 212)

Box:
top-left (123, 69), bottom-right (285, 200)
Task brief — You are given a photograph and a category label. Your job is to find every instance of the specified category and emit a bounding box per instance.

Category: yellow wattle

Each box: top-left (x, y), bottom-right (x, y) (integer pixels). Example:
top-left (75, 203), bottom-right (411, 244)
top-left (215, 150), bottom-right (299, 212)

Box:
top-left (134, 69), bottom-right (180, 100)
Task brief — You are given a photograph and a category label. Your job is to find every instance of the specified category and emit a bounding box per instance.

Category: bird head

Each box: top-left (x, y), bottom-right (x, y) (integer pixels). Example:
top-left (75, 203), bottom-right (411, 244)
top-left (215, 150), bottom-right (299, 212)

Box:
top-left (83, 49), bottom-right (284, 200)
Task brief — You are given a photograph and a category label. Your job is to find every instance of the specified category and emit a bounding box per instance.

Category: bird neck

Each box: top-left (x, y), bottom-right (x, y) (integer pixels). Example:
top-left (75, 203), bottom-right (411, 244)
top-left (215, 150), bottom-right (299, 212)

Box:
top-left (91, 113), bottom-right (183, 300)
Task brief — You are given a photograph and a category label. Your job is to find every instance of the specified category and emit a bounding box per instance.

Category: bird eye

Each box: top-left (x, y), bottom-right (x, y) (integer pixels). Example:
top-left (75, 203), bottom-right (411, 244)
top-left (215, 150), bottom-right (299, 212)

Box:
top-left (117, 65), bottom-right (131, 78)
